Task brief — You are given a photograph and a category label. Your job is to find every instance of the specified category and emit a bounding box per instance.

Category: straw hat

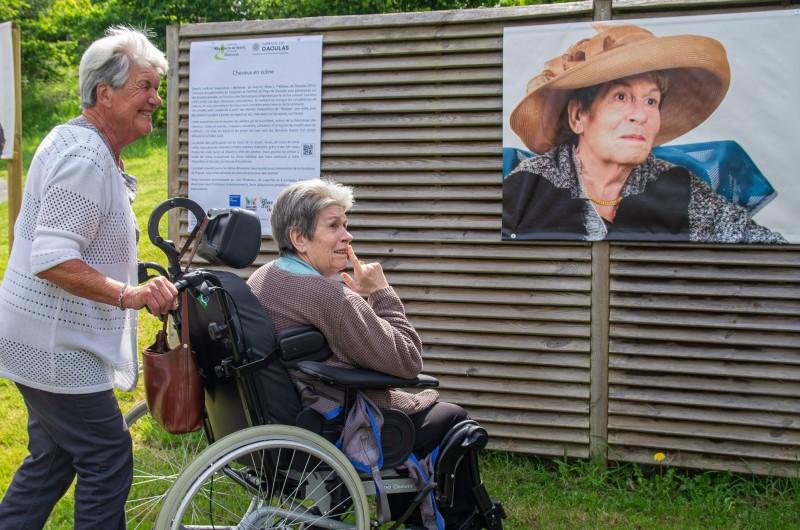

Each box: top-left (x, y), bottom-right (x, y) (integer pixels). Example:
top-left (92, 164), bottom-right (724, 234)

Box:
top-left (509, 24), bottom-right (731, 154)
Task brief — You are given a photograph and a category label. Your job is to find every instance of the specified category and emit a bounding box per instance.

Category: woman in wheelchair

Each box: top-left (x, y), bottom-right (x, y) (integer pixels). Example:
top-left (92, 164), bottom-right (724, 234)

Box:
top-left (247, 179), bottom-right (503, 529)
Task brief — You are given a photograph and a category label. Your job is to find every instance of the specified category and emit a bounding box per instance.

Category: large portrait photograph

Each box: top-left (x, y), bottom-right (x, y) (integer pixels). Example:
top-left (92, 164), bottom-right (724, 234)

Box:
top-left (502, 11), bottom-right (800, 243)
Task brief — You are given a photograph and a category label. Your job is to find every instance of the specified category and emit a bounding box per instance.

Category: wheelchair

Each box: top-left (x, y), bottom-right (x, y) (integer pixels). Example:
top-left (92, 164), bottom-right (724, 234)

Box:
top-left (125, 198), bottom-right (505, 529)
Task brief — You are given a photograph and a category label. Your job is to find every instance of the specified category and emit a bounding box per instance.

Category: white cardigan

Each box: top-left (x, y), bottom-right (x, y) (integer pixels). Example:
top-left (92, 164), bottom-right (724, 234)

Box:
top-left (0, 123), bottom-right (139, 393)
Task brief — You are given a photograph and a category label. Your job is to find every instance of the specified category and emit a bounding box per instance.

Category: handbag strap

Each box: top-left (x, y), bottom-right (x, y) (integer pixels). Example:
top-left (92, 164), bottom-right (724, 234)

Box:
top-left (178, 216), bottom-right (210, 272)
top-left (158, 291), bottom-right (190, 348)
top-left (179, 290), bottom-right (191, 348)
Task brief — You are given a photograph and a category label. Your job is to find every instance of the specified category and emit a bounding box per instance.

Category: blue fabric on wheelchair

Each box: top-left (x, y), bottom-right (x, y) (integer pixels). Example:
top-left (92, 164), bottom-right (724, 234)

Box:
top-left (502, 141), bottom-right (776, 213)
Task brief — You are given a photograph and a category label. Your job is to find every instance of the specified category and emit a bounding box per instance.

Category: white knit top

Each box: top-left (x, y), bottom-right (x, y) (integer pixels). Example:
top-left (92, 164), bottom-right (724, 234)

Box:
top-left (0, 123), bottom-right (139, 394)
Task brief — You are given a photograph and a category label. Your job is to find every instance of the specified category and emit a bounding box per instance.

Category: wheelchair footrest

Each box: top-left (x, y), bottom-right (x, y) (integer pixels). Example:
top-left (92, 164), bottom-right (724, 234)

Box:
top-left (456, 497), bottom-right (506, 530)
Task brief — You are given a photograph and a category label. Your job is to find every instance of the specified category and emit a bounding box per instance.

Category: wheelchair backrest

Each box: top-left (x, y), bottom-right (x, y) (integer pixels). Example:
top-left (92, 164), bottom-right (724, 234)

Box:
top-left (182, 270), bottom-right (302, 440)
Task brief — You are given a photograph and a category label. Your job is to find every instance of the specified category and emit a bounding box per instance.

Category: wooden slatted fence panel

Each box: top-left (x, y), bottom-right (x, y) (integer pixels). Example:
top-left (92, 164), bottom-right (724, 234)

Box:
top-left (170, 1), bottom-right (800, 473)
top-left (171, 3), bottom-right (595, 458)
top-left (608, 244), bottom-right (800, 476)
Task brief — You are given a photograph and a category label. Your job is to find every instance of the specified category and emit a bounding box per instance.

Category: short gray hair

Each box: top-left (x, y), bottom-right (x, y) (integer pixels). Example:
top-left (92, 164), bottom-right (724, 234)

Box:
top-left (271, 179), bottom-right (354, 255)
top-left (79, 26), bottom-right (168, 109)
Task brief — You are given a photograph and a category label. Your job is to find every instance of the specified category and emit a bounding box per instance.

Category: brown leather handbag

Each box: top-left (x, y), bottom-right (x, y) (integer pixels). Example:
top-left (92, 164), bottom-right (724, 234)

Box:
top-left (142, 291), bottom-right (204, 434)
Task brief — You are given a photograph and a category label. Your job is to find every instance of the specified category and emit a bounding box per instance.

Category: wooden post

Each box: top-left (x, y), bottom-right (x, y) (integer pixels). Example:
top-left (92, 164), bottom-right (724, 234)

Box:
top-left (589, 241), bottom-right (610, 463)
top-left (588, 0), bottom-right (613, 465)
top-left (7, 22), bottom-right (22, 248)
top-left (166, 24), bottom-right (181, 245)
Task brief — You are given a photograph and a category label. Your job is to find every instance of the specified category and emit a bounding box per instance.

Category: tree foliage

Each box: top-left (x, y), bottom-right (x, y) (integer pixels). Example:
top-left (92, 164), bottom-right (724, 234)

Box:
top-left (12, 0), bottom-right (557, 82)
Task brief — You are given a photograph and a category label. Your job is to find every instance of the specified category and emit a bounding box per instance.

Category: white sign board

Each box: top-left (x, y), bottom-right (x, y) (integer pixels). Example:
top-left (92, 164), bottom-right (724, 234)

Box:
top-left (189, 35), bottom-right (323, 233)
top-left (0, 22), bottom-right (15, 160)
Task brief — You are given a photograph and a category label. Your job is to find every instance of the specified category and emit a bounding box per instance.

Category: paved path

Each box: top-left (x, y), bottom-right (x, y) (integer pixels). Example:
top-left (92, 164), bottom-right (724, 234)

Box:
top-left (0, 177), bottom-right (7, 203)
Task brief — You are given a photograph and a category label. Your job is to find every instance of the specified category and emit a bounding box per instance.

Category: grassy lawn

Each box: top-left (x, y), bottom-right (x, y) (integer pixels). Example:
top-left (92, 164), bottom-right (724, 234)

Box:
top-left (2, 135), bottom-right (800, 529)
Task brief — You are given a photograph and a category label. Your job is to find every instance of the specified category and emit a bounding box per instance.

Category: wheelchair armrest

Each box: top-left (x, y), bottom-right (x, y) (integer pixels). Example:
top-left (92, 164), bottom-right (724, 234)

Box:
top-left (296, 361), bottom-right (439, 389)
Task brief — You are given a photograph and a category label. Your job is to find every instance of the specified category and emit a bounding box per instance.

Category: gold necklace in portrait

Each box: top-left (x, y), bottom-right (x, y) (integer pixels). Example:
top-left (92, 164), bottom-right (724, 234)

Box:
top-left (574, 146), bottom-right (624, 207)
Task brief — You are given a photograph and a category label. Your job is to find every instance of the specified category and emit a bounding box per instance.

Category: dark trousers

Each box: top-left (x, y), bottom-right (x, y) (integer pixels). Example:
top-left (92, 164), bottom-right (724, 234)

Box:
top-left (389, 401), bottom-right (476, 528)
top-left (0, 383), bottom-right (132, 530)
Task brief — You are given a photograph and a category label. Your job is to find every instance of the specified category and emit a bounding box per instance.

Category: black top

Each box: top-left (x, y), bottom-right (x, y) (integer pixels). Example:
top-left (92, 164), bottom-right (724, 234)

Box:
top-left (499, 144), bottom-right (788, 243)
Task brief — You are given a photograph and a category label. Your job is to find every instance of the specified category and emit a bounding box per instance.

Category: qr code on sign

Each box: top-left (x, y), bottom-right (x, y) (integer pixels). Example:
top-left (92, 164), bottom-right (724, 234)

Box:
top-left (302, 143), bottom-right (314, 156)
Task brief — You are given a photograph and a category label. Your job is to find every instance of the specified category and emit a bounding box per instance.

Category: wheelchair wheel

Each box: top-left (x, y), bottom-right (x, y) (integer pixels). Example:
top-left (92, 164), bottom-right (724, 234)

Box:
top-left (124, 400), bottom-right (209, 529)
top-left (155, 424), bottom-right (370, 530)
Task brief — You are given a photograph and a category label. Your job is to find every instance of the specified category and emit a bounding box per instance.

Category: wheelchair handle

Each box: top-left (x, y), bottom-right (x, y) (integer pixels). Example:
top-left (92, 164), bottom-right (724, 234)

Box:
top-left (173, 270), bottom-right (222, 292)
top-left (147, 197), bottom-right (208, 278)
top-left (138, 261), bottom-right (168, 285)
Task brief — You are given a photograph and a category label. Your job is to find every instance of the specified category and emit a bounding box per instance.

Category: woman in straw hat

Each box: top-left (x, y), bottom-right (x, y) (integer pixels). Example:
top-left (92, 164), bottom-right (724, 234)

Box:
top-left (502, 24), bottom-right (784, 243)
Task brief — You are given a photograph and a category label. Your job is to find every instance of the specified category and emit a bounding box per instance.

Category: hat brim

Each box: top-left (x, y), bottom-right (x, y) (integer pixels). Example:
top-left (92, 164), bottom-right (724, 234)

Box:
top-left (509, 34), bottom-right (731, 154)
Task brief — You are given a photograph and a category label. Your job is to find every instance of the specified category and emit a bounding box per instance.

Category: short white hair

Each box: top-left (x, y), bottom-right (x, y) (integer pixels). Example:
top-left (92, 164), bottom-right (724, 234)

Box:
top-left (79, 26), bottom-right (167, 109)
top-left (272, 179), bottom-right (355, 256)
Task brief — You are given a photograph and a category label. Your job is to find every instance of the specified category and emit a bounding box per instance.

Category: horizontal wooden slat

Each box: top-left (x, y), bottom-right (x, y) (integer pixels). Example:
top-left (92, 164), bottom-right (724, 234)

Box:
top-left (409, 301), bottom-right (589, 323)
top-left (612, 293), bottom-right (800, 316)
top-left (411, 315), bottom-right (588, 338)
top-left (178, 3), bottom-right (593, 37)
top-left (609, 401), bottom-right (800, 430)
top-left (322, 157), bottom-right (501, 171)
top-left (323, 68), bottom-right (502, 86)
top-left (610, 355), bottom-right (800, 381)
top-left (608, 446), bottom-right (798, 477)
top-left (322, 141), bottom-right (499, 156)
top-left (611, 324), bottom-right (800, 348)
top-left (322, 52), bottom-right (502, 72)
top-left (425, 347), bottom-right (589, 368)
top-left (425, 359), bottom-right (588, 383)
top-left (610, 340), bottom-right (800, 365)
top-left (611, 246), bottom-right (800, 267)
top-left (609, 415), bottom-right (800, 445)
top-left (342, 241), bottom-right (590, 260)
top-left (386, 272), bottom-right (590, 291)
top-left (488, 438), bottom-right (589, 459)
top-left (437, 389), bottom-right (587, 414)
top-left (420, 330), bottom-right (589, 353)
top-left (609, 431), bottom-right (800, 462)
top-left (610, 382), bottom-right (800, 407)
top-left (323, 36), bottom-right (502, 58)
top-left (323, 111), bottom-right (502, 128)
top-left (354, 200), bottom-right (499, 215)
top-left (322, 97), bottom-right (501, 113)
top-left (346, 213), bottom-right (498, 230)
top-left (323, 84), bottom-right (501, 101)
top-left (368, 257), bottom-right (589, 276)
top-left (449, 404), bottom-right (588, 429)
top-left (474, 419), bottom-right (589, 444)
top-left (321, 127), bottom-right (501, 142)
top-left (395, 286), bottom-right (590, 307)
top-left (610, 308), bottom-right (800, 332)
top-left (611, 278), bottom-right (800, 299)
top-left (611, 262), bottom-right (800, 282)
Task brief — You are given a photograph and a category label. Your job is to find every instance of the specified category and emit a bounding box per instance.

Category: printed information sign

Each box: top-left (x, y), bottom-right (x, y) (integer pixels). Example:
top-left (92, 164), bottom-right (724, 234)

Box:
top-left (189, 35), bottom-right (323, 233)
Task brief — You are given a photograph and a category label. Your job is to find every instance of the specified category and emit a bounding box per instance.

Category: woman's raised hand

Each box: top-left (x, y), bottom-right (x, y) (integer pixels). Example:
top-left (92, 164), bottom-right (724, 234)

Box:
top-left (340, 246), bottom-right (389, 296)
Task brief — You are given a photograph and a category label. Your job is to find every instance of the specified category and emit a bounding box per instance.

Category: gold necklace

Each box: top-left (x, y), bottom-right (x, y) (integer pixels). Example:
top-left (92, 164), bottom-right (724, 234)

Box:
top-left (574, 146), bottom-right (623, 208)
top-left (586, 194), bottom-right (622, 207)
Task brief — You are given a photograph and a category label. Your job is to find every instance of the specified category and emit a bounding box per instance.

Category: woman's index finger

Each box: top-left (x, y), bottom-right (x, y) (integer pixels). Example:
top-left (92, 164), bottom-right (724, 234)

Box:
top-left (347, 245), bottom-right (363, 273)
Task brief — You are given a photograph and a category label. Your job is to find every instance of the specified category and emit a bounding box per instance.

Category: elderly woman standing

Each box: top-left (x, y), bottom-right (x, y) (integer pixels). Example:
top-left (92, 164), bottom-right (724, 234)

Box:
top-left (248, 179), bottom-right (490, 528)
top-left (503, 24), bottom-right (785, 243)
top-left (0, 27), bottom-right (177, 528)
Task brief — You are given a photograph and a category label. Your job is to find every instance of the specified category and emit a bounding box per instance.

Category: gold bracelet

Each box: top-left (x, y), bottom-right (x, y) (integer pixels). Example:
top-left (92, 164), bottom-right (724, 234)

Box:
top-left (118, 284), bottom-right (128, 310)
